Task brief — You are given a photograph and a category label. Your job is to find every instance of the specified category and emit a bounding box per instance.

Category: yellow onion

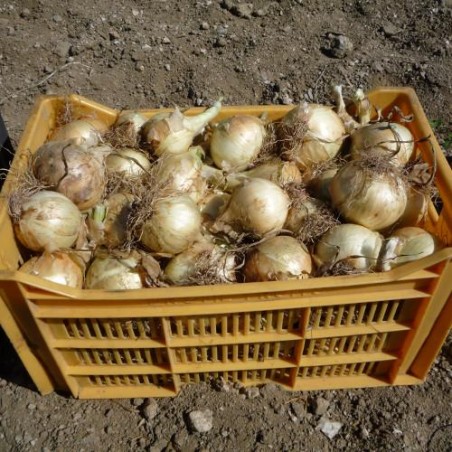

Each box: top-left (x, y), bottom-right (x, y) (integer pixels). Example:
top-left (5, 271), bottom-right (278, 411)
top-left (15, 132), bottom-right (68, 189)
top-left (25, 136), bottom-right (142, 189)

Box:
top-left (244, 236), bottom-right (312, 282)
top-left (210, 115), bottom-right (266, 171)
top-left (12, 190), bottom-right (83, 252)
top-left (315, 224), bottom-right (383, 273)
top-left (154, 146), bottom-right (206, 202)
top-left (18, 251), bottom-right (84, 288)
top-left (87, 193), bottom-right (135, 248)
top-left (50, 118), bottom-right (108, 147)
top-left (141, 100), bottom-right (221, 157)
top-left (329, 159), bottom-right (407, 231)
top-left (224, 159), bottom-right (302, 192)
top-left (32, 141), bottom-right (107, 211)
top-left (379, 227), bottom-right (443, 271)
top-left (212, 178), bottom-right (290, 237)
top-left (396, 186), bottom-right (430, 227)
top-left (307, 167), bottom-right (338, 203)
top-left (279, 102), bottom-right (345, 169)
top-left (164, 242), bottom-right (236, 285)
top-left (350, 122), bottom-right (414, 166)
top-left (106, 148), bottom-right (152, 178)
top-left (140, 195), bottom-right (202, 254)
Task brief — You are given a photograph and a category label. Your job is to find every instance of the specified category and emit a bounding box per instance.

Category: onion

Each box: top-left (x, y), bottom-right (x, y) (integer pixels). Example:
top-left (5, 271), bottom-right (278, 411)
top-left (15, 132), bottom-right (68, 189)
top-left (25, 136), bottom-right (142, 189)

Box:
top-left (18, 251), bottom-right (84, 288)
top-left (350, 122), bottom-right (414, 166)
top-left (11, 190), bottom-right (83, 252)
top-left (307, 167), bottom-right (338, 203)
top-left (284, 191), bottom-right (338, 244)
top-left (106, 148), bottom-right (151, 178)
top-left (141, 100), bottom-right (222, 156)
top-left (379, 227), bottom-right (443, 271)
top-left (212, 178), bottom-right (290, 237)
top-left (140, 195), bottom-right (202, 254)
top-left (88, 193), bottom-right (135, 248)
top-left (244, 236), bottom-right (312, 282)
top-left (315, 224), bottom-right (383, 273)
top-left (224, 159), bottom-right (302, 192)
top-left (154, 146), bottom-right (206, 202)
top-left (279, 102), bottom-right (345, 169)
top-left (32, 141), bottom-right (107, 211)
top-left (329, 159), bottom-right (407, 231)
top-left (50, 118), bottom-right (108, 147)
top-left (164, 242), bottom-right (236, 285)
top-left (397, 186), bottom-right (429, 227)
top-left (210, 115), bottom-right (266, 171)
top-left (199, 190), bottom-right (231, 221)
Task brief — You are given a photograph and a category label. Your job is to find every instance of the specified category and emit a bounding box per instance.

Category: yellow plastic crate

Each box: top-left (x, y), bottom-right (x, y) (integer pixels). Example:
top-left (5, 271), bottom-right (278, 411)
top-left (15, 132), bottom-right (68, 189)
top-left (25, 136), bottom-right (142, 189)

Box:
top-left (0, 88), bottom-right (451, 399)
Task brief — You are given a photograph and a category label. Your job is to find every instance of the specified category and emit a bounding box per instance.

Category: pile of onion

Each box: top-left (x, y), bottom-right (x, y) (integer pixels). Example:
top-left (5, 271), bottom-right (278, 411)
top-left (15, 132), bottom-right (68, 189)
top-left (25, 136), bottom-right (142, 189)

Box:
top-left (6, 87), bottom-right (445, 290)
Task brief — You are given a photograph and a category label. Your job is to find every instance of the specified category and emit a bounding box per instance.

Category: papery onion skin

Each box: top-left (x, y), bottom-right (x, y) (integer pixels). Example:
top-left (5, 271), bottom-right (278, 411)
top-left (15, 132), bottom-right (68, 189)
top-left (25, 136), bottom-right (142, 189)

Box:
top-left (106, 148), bottom-right (151, 178)
top-left (213, 178), bottom-right (290, 236)
top-left (85, 255), bottom-right (144, 290)
top-left (164, 242), bottom-right (236, 286)
top-left (142, 100), bottom-right (221, 157)
top-left (88, 193), bottom-right (135, 248)
top-left (199, 190), bottom-right (231, 221)
top-left (210, 115), bottom-right (266, 171)
top-left (307, 168), bottom-right (338, 203)
top-left (244, 236), bottom-right (312, 282)
top-left (115, 111), bottom-right (147, 133)
top-left (350, 122), bottom-right (414, 166)
top-left (329, 160), bottom-right (407, 231)
top-left (50, 118), bottom-right (108, 147)
top-left (396, 186), bottom-right (429, 227)
top-left (13, 191), bottom-right (83, 253)
top-left (155, 147), bottom-right (206, 202)
top-left (280, 103), bottom-right (345, 169)
top-left (140, 195), bottom-right (202, 254)
top-left (33, 141), bottom-right (107, 211)
top-left (18, 252), bottom-right (84, 288)
top-left (315, 224), bottom-right (383, 272)
top-left (379, 227), bottom-right (443, 271)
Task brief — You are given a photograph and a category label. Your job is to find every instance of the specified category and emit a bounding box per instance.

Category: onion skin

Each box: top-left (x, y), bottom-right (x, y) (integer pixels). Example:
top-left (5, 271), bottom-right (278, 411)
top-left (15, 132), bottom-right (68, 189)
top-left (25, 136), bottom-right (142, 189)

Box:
top-left (379, 227), bottom-right (443, 271)
top-left (33, 141), bottom-right (106, 211)
top-left (210, 115), bottom-right (266, 171)
top-left (18, 252), bottom-right (84, 288)
top-left (140, 195), bottom-right (202, 254)
top-left (315, 224), bottom-right (383, 272)
top-left (106, 148), bottom-right (151, 178)
top-left (280, 103), bottom-right (345, 169)
top-left (329, 160), bottom-right (407, 231)
top-left (50, 118), bottom-right (108, 147)
top-left (213, 178), bottom-right (290, 236)
top-left (13, 191), bottom-right (83, 253)
top-left (350, 122), bottom-right (414, 166)
top-left (244, 236), bottom-right (312, 282)
top-left (85, 255), bottom-right (144, 290)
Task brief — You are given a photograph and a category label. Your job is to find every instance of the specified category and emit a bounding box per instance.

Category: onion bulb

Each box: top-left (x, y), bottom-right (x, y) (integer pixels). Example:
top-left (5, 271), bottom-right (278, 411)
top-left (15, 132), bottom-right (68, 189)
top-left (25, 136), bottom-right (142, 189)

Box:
top-left (11, 190), bottom-right (82, 252)
top-left (85, 250), bottom-right (161, 290)
top-left (141, 99), bottom-right (222, 157)
top-left (315, 224), bottom-right (383, 273)
top-left (212, 178), bottom-right (290, 236)
top-left (329, 159), bottom-right (407, 231)
top-left (210, 115), bottom-right (266, 171)
top-left (379, 227), bottom-right (443, 271)
top-left (164, 242), bottom-right (236, 285)
top-left (199, 190), bottom-right (231, 221)
top-left (140, 195), bottom-right (202, 254)
top-left (106, 148), bottom-right (151, 178)
top-left (50, 118), bottom-right (108, 147)
top-left (350, 122), bottom-right (414, 166)
top-left (244, 236), bottom-right (312, 282)
top-left (18, 251), bottom-right (84, 288)
top-left (33, 141), bottom-right (107, 211)
top-left (88, 193), bottom-right (135, 248)
top-left (154, 146), bottom-right (206, 202)
top-left (307, 167), bottom-right (338, 203)
top-left (279, 102), bottom-right (345, 169)
top-left (224, 159), bottom-right (302, 192)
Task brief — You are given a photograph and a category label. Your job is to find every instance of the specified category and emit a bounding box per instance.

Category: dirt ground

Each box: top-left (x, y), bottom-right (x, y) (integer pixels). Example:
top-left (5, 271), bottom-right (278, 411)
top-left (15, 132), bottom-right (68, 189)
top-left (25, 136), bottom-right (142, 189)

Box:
top-left (0, 0), bottom-right (451, 451)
